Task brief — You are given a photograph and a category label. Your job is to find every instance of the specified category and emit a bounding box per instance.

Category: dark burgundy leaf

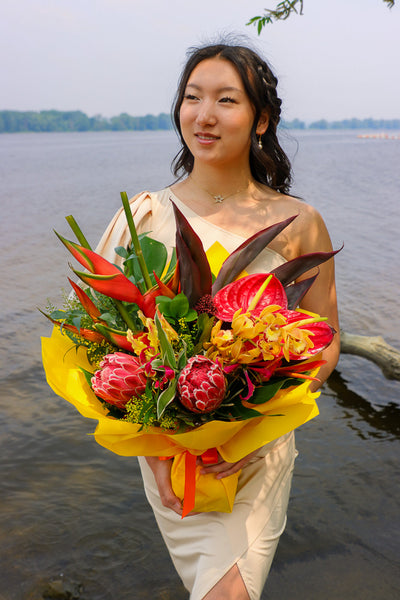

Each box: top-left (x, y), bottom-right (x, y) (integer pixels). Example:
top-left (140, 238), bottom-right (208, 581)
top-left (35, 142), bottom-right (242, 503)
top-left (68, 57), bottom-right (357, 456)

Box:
top-left (172, 201), bottom-right (212, 306)
top-left (272, 245), bottom-right (343, 286)
top-left (212, 214), bottom-right (298, 294)
top-left (284, 272), bottom-right (318, 309)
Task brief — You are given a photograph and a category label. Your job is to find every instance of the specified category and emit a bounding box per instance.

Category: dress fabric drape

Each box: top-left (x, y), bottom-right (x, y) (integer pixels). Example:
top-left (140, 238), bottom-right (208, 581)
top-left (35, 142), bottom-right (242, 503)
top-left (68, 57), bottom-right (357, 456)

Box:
top-left (96, 188), bottom-right (297, 600)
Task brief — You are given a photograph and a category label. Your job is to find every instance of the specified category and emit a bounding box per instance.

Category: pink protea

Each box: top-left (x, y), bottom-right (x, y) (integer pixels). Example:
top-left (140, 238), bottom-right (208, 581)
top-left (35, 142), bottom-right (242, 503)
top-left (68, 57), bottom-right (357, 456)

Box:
top-left (177, 355), bottom-right (226, 414)
top-left (91, 352), bottom-right (147, 409)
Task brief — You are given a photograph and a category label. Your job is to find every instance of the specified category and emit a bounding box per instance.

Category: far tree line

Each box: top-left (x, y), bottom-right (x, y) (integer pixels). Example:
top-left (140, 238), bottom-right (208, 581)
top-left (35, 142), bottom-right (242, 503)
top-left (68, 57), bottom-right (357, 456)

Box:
top-left (0, 110), bottom-right (173, 133)
top-left (1, 110), bottom-right (399, 133)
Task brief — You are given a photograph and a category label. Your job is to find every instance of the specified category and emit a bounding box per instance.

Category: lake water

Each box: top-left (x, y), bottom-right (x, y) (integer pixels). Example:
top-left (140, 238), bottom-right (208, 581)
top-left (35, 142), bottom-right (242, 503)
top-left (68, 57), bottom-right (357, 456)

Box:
top-left (0, 130), bottom-right (399, 599)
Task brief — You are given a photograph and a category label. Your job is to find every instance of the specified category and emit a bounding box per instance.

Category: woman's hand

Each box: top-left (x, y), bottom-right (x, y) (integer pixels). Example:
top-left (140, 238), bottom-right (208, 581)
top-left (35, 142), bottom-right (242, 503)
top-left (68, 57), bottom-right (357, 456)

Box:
top-left (145, 456), bottom-right (183, 516)
top-left (198, 448), bottom-right (261, 479)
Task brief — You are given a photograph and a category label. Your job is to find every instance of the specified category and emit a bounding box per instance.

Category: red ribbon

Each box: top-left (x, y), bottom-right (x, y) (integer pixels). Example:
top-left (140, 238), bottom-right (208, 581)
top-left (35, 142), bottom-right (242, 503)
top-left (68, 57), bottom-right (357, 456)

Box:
top-left (159, 448), bottom-right (219, 518)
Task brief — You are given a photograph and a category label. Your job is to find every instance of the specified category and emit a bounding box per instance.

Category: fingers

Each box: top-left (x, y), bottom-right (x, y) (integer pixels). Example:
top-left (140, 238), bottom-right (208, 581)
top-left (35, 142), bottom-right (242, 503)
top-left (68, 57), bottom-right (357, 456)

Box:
top-left (200, 459), bottom-right (244, 479)
top-left (159, 489), bottom-right (183, 516)
top-left (145, 457), bottom-right (183, 516)
top-left (199, 448), bottom-right (260, 479)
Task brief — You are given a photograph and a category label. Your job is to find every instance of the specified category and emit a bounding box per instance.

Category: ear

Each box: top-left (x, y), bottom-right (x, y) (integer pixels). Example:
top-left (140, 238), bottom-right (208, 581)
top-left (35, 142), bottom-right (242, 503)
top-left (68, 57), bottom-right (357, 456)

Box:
top-left (256, 111), bottom-right (269, 135)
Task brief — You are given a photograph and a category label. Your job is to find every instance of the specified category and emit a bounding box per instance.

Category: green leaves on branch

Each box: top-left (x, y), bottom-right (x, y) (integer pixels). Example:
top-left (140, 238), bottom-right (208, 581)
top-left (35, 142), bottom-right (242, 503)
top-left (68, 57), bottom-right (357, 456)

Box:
top-left (247, 0), bottom-right (304, 33)
top-left (247, 0), bottom-right (394, 34)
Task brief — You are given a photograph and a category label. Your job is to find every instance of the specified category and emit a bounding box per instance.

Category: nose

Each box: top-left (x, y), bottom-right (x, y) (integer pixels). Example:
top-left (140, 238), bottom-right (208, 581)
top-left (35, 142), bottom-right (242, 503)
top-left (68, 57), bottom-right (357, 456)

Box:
top-left (195, 100), bottom-right (217, 127)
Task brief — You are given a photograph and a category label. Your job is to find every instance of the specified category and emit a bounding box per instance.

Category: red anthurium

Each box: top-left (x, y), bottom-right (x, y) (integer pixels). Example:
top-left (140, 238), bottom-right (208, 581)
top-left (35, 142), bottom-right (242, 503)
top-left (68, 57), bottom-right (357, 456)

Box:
top-left (279, 309), bottom-right (335, 359)
top-left (213, 273), bottom-right (287, 321)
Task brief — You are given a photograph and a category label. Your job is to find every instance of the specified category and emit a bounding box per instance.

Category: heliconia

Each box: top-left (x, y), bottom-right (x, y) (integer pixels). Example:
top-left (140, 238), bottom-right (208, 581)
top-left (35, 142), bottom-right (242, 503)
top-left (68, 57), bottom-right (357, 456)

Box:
top-left (55, 232), bottom-right (145, 306)
top-left (67, 278), bottom-right (102, 321)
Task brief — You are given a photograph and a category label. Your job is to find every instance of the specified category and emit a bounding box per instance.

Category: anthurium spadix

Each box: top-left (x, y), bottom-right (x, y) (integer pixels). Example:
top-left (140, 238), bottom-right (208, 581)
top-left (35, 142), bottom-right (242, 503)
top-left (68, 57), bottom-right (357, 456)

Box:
top-left (55, 232), bottom-right (144, 306)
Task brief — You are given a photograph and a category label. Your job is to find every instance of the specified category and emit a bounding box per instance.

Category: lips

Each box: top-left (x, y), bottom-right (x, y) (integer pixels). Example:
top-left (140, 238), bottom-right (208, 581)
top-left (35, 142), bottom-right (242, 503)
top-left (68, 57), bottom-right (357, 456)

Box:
top-left (195, 132), bottom-right (220, 141)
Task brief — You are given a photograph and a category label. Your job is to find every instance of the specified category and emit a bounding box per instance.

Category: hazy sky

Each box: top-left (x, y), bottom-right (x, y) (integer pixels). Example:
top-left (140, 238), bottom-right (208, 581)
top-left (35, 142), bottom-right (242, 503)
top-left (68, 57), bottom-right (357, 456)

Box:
top-left (1, 0), bottom-right (399, 121)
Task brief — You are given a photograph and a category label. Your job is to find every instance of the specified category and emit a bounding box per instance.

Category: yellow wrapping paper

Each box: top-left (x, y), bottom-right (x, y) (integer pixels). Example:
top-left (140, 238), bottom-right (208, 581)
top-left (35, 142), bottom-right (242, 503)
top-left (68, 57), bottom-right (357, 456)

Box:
top-left (42, 326), bottom-right (320, 513)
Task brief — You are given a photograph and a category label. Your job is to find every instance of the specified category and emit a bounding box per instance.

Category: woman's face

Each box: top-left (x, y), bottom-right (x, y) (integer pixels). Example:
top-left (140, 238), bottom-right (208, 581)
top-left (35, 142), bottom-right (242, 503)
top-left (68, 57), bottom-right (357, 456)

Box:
top-left (179, 57), bottom-right (256, 169)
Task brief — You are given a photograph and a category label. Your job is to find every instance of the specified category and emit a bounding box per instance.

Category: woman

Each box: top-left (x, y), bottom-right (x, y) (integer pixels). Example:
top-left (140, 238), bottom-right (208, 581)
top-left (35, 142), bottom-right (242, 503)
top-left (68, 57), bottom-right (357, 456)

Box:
top-left (96, 42), bottom-right (339, 600)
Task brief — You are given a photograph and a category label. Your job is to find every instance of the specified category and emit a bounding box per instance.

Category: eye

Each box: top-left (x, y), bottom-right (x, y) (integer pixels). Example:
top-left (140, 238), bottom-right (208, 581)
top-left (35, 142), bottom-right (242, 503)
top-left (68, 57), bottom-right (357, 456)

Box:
top-left (183, 94), bottom-right (199, 101)
top-left (219, 96), bottom-right (236, 104)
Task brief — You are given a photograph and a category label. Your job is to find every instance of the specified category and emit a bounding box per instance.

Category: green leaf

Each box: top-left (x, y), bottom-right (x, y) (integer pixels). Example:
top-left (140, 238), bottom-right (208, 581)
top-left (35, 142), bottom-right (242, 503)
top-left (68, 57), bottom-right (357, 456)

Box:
top-left (183, 309), bottom-right (198, 322)
top-left (157, 379), bottom-right (177, 419)
top-left (155, 312), bottom-right (177, 369)
top-left (80, 367), bottom-right (95, 387)
top-left (217, 404), bottom-right (263, 420)
top-left (192, 313), bottom-right (215, 355)
top-left (49, 309), bottom-right (69, 320)
top-left (156, 293), bottom-right (195, 322)
top-left (156, 296), bottom-right (173, 316)
top-left (115, 246), bottom-right (129, 259)
top-left (99, 311), bottom-right (117, 325)
top-left (72, 315), bottom-right (82, 331)
top-left (125, 236), bottom-right (168, 283)
top-left (177, 341), bottom-right (188, 370)
top-left (248, 379), bottom-right (289, 404)
top-left (169, 294), bottom-right (189, 318)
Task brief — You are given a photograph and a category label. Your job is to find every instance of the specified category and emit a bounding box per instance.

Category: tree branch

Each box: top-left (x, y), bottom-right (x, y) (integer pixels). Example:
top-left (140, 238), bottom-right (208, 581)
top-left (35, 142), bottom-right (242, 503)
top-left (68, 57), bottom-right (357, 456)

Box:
top-left (340, 330), bottom-right (400, 381)
top-left (247, 0), bottom-right (395, 34)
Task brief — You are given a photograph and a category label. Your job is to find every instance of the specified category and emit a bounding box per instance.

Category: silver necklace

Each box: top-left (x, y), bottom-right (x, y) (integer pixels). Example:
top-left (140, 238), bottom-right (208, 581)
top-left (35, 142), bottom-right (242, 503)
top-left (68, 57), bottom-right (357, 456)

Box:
top-left (189, 176), bottom-right (250, 203)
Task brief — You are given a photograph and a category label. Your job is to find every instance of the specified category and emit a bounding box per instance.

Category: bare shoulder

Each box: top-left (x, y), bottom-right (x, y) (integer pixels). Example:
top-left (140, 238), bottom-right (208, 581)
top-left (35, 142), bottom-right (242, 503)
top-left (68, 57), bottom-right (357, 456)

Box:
top-left (289, 197), bottom-right (331, 250)
top-left (259, 188), bottom-right (333, 259)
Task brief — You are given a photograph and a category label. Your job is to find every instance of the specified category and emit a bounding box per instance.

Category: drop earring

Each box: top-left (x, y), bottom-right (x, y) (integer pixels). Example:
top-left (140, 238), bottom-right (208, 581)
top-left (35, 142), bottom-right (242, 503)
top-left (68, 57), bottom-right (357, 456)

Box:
top-left (258, 134), bottom-right (263, 149)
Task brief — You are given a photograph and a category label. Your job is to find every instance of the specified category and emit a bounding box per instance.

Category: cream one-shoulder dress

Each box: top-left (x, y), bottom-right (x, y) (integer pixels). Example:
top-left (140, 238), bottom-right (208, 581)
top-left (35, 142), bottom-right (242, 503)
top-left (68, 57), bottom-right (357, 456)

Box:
top-left (96, 188), bottom-right (297, 600)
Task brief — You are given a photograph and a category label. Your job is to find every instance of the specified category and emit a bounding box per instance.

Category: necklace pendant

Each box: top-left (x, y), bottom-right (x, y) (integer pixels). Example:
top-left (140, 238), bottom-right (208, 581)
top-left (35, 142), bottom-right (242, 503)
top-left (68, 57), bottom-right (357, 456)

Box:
top-left (213, 195), bottom-right (224, 203)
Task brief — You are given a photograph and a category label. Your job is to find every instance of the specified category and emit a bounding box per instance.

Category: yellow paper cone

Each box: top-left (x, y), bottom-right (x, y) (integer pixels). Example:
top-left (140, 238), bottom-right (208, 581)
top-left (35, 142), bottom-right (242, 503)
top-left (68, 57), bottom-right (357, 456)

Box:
top-left (42, 327), bottom-right (320, 514)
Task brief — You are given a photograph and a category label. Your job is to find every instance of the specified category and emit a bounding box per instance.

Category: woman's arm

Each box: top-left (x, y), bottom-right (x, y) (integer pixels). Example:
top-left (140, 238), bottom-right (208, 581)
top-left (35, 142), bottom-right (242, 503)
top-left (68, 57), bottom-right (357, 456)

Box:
top-left (295, 205), bottom-right (340, 389)
top-left (148, 203), bottom-right (340, 493)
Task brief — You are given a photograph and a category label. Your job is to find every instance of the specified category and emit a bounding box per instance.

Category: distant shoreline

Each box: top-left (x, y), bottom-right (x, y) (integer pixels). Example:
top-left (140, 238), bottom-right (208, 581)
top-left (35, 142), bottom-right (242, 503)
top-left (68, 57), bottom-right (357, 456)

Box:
top-left (1, 110), bottom-right (399, 133)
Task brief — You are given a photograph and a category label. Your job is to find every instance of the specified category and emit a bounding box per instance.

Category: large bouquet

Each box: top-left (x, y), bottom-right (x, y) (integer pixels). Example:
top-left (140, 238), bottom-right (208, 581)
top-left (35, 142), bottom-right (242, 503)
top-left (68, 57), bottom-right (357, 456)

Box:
top-left (41, 192), bottom-right (337, 516)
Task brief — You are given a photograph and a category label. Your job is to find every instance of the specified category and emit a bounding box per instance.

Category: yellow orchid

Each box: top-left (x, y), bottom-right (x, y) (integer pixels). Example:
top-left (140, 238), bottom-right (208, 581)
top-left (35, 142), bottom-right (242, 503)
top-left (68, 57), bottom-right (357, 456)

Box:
top-left (127, 310), bottom-right (179, 361)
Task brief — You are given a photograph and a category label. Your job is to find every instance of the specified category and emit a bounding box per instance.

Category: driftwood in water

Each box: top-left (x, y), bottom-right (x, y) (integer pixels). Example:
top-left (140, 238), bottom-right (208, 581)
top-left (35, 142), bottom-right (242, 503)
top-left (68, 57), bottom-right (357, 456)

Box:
top-left (340, 331), bottom-right (400, 381)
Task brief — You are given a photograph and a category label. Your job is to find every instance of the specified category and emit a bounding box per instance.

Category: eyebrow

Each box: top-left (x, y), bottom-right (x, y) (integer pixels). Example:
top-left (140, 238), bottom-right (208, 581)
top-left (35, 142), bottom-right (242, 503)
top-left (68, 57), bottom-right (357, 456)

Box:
top-left (185, 83), bottom-right (243, 94)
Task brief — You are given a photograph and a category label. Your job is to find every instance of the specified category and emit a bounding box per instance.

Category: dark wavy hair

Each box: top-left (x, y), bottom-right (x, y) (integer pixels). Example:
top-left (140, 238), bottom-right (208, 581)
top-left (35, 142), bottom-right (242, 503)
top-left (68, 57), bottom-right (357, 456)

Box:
top-left (172, 43), bottom-right (292, 194)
